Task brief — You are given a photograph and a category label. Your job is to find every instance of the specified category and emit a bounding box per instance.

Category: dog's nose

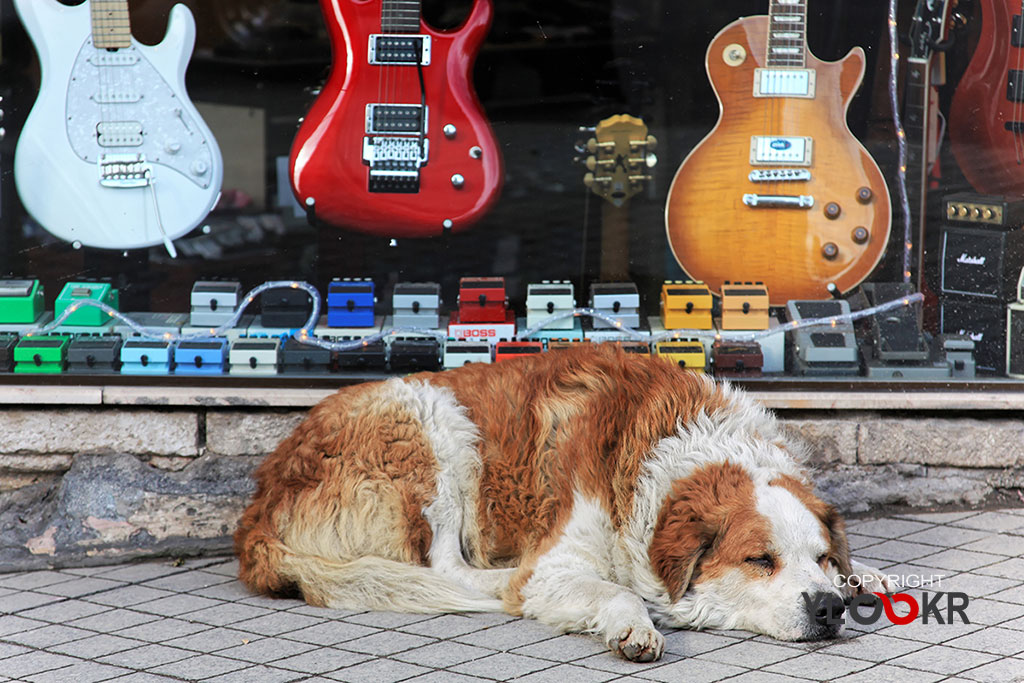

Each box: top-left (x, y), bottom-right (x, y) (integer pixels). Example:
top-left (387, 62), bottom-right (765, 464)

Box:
top-left (811, 591), bottom-right (845, 625)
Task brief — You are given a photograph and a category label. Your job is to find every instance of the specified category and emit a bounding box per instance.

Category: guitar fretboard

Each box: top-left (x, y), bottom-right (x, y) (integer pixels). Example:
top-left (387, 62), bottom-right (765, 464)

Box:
top-left (91, 0), bottom-right (132, 49)
top-left (381, 0), bottom-right (422, 34)
top-left (767, 0), bottom-right (808, 68)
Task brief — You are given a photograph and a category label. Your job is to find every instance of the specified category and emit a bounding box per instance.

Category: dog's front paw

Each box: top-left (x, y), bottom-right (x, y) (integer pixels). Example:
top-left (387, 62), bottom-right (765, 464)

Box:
top-left (608, 624), bottom-right (665, 662)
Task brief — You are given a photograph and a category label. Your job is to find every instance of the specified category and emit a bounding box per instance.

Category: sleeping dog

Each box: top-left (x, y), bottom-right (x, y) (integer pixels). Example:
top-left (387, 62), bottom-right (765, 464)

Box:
top-left (235, 344), bottom-right (889, 661)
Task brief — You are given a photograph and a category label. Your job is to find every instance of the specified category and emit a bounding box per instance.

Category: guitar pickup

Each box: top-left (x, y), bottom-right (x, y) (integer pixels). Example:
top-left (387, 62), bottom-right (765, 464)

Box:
top-left (366, 104), bottom-right (427, 134)
top-left (750, 136), bottom-right (812, 165)
top-left (742, 194), bottom-right (814, 209)
top-left (368, 34), bottom-right (431, 65)
top-left (748, 169), bottom-right (811, 182)
top-left (97, 121), bottom-right (144, 147)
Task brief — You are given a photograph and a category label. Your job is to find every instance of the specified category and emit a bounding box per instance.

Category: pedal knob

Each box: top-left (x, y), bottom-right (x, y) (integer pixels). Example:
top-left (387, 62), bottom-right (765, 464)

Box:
top-left (822, 242), bottom-right (839, 260)
top-left (856, 186), bottom-right (873, 204)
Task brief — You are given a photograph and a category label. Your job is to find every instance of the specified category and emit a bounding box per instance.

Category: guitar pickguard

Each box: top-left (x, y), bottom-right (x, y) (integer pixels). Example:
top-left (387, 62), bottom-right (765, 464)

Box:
top-left (66, 39), bottom-right (215, 190)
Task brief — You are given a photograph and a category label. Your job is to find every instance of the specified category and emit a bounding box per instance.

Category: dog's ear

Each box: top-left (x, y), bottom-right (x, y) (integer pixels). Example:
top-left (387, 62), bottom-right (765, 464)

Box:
top-left (649, 500), bottom-right (717, 603)
top-left (820, 503), bottom-right (854, 583)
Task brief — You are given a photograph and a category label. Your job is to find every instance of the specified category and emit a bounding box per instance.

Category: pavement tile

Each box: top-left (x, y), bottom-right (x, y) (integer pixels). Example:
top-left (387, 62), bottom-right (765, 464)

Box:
top-left (35, 577), bottom-right (125, 598)
top-left (846, 533), bottom-right (884, 552)
top-left (402, 673), bottom-right (496, 683)
top-left (279, 621), bottom-right (381, 646)
top-left (895, 511), bottom-right (983, 524)
top-left (0, 641), bottom-right (32, 658)
top-left (912, 549), bottom-right (1005, 573)
top-left (112, 617), bottom-right (209, 641)
top-left (876, 617), bottom-right (980, 644)
top-left (237, 594), bottom-right (305, 611)
top-left (698, 640), bottom-right (802, 668)
top-left (341, 611), bottom-right (437, 628)
top-left (191, 581), bottom-right (255, 602)
top-left (952, 512), bottom-right (1024, 533)
top-left (203, 665), bottom-right (307, 683)
top-left (140, 571), bottom-right (234, 593)
top-left (96, 643), bottom-right (195, 669)
top-left (391, 640), bottom-right (493, 666)
top-left (511, 633), bottom-right (608, 661)
top-left (399, 613), bottom-right (491, 638)
top-left (84, 585), bottom-right (177, 608)
top-left (810, 632), bottom-right (929, 662)
top-left (973, 557), bottom-right (1024, 580)
top-left (131, 593), bottom-right (223, 617)
top-left (902, 527), bottom-right (993, 548)
top-left (2, 623), bottom-right (94, 648)
top-left (270, 647), bottom-right (372, 674)
top-left (230, 611), bottom-right (325, 636)
top-left (91, 563), bottom-right (187, 583)
top-left (324, 658), bottom-right (433, 682)
top-left (943, 626), bottom-right (1024, 655)
top-left (454, 619), bottom-right (562, 650)
top-left (149, 653), bottom-right (250, 679)
top-left (203, 559), bottom-right (240, 576)
top-left (96, 673), bottom-right (184, 682)
top-left (67, 608), bottom-right (160, 633)
top-left (961, 598), bottom-right (1024, 626)
top-left (0, 615), bottom-right (47, 637)
top-left (23, 660), bottom-right (132, 683)
top-left (935, 573), bottom-right (1021, 598)
top-left (0, 571), bottom-right (74, 591)
top-left (763, 651), bottom-right (872, 679)
top-left (491, 664), bottom-right (617, 683)
top-left (184, 600), bottom-right (277, 626)
top-left (286, 604), bottom-right (363, 618)
top-left (888, 644), bottom-right (1000, 675)
top-left (571, 651), bottom-right (683, 675)
top-left (461, 612), bottom-right (519, 627)
top-left (831, 664), bottom-right (945, 682)
top-left (960, 534), bottom-right (1024, 557)
top-left (49, 633), bottom-right (147, 658)
top-left (0, 651), bottom-right (81, 678)
top-left (855, 540), bottom-right (941, 564)
top-left (638, 657), bottom-right (749, 683)
top-left (985, 583), bottom-right (1024, 604)
top-left (216, 636), bottom-right (316, 664)
top-left (452, 651), bottom-right (552, 679)
top-left (0, 591), bottom-right (63, 613)
top-left (957, 656), bottom-right (1024, 683)
top-left (847, 519), bottom-right (933, 539)
top-left (162, 627), bottom-right (262, 653)
top-left (17, 599), bottom-right (110, 623)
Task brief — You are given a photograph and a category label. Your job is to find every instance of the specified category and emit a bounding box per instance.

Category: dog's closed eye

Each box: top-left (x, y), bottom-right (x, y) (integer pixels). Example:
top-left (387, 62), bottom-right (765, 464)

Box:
top-left (745, 554), bottom-right (775, 572)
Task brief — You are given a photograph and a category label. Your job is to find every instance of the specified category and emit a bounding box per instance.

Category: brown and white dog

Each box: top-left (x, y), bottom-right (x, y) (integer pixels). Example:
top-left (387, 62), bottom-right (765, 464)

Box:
top-left (235, 345), bottom-right (889, 661)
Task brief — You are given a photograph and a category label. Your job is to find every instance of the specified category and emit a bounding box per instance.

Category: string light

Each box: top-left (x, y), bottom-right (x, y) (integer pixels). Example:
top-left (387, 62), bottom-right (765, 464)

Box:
top-left (888, 0), bottom-right (912, 285)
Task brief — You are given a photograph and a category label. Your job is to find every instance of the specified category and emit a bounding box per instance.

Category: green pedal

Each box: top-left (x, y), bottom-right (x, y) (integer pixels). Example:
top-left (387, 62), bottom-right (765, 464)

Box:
top-left (14, 335), bottom-right (69, 374)
top-left (0, 280), bottom-right (45, 324)
top-left (55, 282), bottom-right (119, 326)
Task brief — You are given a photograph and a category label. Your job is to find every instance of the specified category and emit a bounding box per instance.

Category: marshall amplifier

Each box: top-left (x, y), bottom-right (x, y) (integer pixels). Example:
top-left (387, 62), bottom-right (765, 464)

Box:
top-left (940, 225), bottom-right (1024, 300)
top-left (939, 296), bottom-right (1006, 374)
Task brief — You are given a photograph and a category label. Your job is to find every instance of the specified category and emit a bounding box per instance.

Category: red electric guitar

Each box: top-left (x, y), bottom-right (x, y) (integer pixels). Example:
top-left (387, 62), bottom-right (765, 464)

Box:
top-left (290, 0), bottom-right (503, 237)
top-left (949, 0), bottom-right (1024, 196)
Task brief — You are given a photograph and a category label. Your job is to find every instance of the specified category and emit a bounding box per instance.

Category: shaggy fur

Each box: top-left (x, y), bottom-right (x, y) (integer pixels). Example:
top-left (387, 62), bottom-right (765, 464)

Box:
top-left (235, 345), bottom-right (889, 661)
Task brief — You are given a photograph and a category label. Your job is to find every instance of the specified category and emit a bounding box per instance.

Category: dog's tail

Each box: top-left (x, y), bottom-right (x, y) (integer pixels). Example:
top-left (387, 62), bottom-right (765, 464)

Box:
top-left (278, 552), bottom-right (504, 613)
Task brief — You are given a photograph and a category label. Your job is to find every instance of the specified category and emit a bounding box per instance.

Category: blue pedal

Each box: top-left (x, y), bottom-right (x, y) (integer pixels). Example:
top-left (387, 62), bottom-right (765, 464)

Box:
top-left (121, 339), bottom-right (174, 375)
top-left (174, 338), bottom-right (229, 375)
top-left (327, 278), bottom-right (375, 328)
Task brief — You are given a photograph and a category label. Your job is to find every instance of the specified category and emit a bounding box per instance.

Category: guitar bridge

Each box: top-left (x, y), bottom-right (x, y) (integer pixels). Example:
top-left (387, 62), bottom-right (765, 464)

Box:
top-left (98, 153), bottom-right (151, 188)
top-left (363, 136), bottom-right (429, 193)
top-left (742, 193), bottom-right (814, 208)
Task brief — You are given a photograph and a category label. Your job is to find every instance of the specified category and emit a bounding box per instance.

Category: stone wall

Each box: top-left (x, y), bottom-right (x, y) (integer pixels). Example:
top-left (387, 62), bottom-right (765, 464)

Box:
top-left (1, 406), bottom-right (1022, 570)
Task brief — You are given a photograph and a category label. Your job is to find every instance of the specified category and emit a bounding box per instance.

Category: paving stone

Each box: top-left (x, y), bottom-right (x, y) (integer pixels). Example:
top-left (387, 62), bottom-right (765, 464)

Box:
top-left (84, 585), bottom-right (177, 608)
top-left (511, 634), bottom-right (608, 661)
top-left (95, 673), bottom-right (182, 682)
top-left (453, 651), bottom-right (553, 679)
top-left (2, 623), bottom-right (92, 648)
top-left (0, 614), bottom-right (47, 637)
top-left (203, 559), bottom-right (240, 576)
top-left (0, 641), bottom-right (32, 658)
top-left (763, 652), bottom-right (872, 679)
top-left (149, 653), bottom-right (250, 679)
top-left (237, 594), bottom-right (305, 611)
top-left (914, 549), bottom-right (1005, 572)
top-left (935, 573), bottom-right (1021, 598)
top-left (962, 599), bottom-right (1024, 626)
top-left (184, 600), bottom-right (276, 626)
top-left (324, 658), bottom-right (432, 682)
top-left (23, 660), bottom-right (132, 683)
top-left (399, 613), bottom-right (491, 638)
top-left (888, 644), bottom-right (1000, 675)
top-left (952, 512), bottom-right (1024, 533)
top-left (902, 526), bottom-right (993, 548)
top-left (0, 571), bottom-right (73, 591)
top-left (18, 599), bottom-right (109, 623)
top-left (203, 665), bottom-right (306, 683)
top-left (191, 581), bottom-right (254, 602)
top-left (855, 540), bottom-right (942, 564)
top-left (811, 632), bottom-right (929, 662)
top-left (342, 611), bottom-right (437, 629)
top-left (402, 672), bottom-right (494, 683)
top-left (92, 563), bottom-right (186, 583)
top-left (896, 511), bottom-right (983, 524)
top-left (454, 619), bottom-right (562, 650)
top-left (112, 617), bottom-right (209, 641)
top-left (270, 647), bottom-right (372, 674)
top-left (230, 611), bottom-right (325, 636)
top-left (571, 651), bottom-right (683, 675)
top-left (287, 604), bottom-right (363, 619)
top-left (96, 644), bottom-right (195, 669)
top-left (35, 577), bottom-right (125, 598)
top-left (391, 640), bottom-right (493, 667)
top-left (49, 633), bottom-right (146, 658)
top-left (846, 533), bottom-right (884, 552)
top-left (141, 570), bottom-right (233, 593)
top-left (698, 640), bottom-right (802, 668)
top-left (960, 534), bottom-right (1024, 557)
top-left (639, 657), bottom-right (749, 683)
top-left (0, 590), bottom-right (63, 613)
top-left (831, 664), bottom-right (945, 682)
top-left (163, 627), bottom-right (261, 654)
top-left (131, 593), bottom-right (223, 617)
top-left (279, 621), bottom-right (380, 646)
top-left (957, 656), bottom-right (1024, 683)
top-left (67, 608), bottom-right (159, 632)
top-left (216, 636), bottom-right (316, 664)
top-left (0, 651), bottom-right (81, 678)
top-left (847, 518), bottom-right (933, 539)
top-left (973, 557), bottom-right (1024, 579)
top-left (943, 626), bottom-right (1024, 656)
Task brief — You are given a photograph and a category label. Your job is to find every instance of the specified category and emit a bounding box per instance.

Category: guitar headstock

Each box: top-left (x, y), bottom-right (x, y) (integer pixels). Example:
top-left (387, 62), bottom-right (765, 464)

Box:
top-left (908, 0), bottom-right (957, 60)
top-left (580, 114), bottom-right (656, 208)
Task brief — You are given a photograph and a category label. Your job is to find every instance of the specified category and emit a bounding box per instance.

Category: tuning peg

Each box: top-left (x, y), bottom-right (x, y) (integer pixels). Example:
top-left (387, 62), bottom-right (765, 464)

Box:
top-left (583, 172), bottom-right (595, 188)
top-left (585, 156), bottom-right (597, 171)
top-left (579, 126), bottom-right (596, 133)
top-left (645, 152), bottom-right (657, 168)
top-left (574, 142), bottom-right (587, 154)
top-left (646, 134), bottom-right (658, 150)
top-left (586, 138), bottom-right (598, 153)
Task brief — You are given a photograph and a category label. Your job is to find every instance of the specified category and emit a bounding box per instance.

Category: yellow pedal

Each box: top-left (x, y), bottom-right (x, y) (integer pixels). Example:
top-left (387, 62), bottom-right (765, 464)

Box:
top-left (720, 281), bottom-right (770, 330)
top-left (655, 339), bottom-right (706, 372)
top-left (660, 280), bottom-right (713, 330)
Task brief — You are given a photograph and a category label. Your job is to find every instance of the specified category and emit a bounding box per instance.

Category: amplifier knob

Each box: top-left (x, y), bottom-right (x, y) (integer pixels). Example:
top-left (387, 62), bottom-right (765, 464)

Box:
top-left (972, 208), bottom-right (981, 219)
top-left (958, 206), bottom-right (968, 218)
top-left (821, 242), bottom-right (839, 260)
top-left (852, 226), bottom-right (869, 244)
top-left (983, 208), bottom-right (994, 220)
top-left (947, 205), bottom-right (957, 218)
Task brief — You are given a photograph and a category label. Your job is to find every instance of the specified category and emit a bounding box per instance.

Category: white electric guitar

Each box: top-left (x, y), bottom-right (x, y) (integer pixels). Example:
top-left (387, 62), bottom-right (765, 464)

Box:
top-left (13, 0), bottom-right (222, 256)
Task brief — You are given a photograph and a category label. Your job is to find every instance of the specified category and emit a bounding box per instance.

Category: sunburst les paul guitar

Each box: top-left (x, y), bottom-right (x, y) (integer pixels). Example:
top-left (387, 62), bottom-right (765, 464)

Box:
top-left (289, 0), bottom-right (503, 238)
top-left (13, 0), bottom-right (223, 256)
top-left (664, 0), bottom-right (892, 305)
